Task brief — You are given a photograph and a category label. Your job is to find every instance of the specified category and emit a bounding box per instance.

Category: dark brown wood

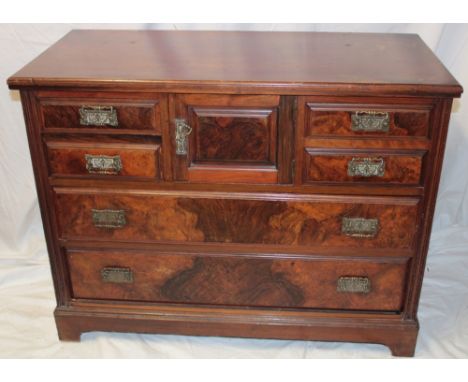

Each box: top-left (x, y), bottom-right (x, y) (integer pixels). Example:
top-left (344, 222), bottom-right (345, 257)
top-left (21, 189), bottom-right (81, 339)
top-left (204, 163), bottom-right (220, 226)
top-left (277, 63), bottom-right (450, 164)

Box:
top-left (404, 98), bottom-right (455, 318)
top-left (54, 304), bottom-right (419, 356)
top-left (172, 94), bottom-right (281, 184)
top-left (303, 137), bottom-right (431, 151)
top-left (45, 138), bottom-right (161, 179)
top-left (19, 90), bottom-right (73, 306)
top-left (278, 96), bottom-right (296, 183)
top-left (54, 189), bottom-right (420, 252)
top-left (7, 30), bottom-right (462, 97)
top-left (193, 110), bottom-right (275, 163)
top-left (36, 90), bottom-right (164, 134)
top-left (305, 106), bottom-right (430, 138)
top-left (41, 102), bottom-right (155, 131)
top-left (8, 30), bottom-right (463, 356)
top-left (67, 249), bottom-right (408, 311)
top-left (187, 165), bottom-right (278, 184)
top-left (49, 177), bottom-right (426, 197)
top-left (60, 239), bottom-right (415, 258)
top-left (303, 150), bottom-right (424, 185)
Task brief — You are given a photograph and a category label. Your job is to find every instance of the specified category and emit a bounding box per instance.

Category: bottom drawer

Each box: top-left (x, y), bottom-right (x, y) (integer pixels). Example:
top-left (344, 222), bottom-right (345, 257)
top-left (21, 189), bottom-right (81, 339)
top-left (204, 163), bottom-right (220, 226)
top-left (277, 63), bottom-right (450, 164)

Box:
top-left (67, 250), bottom-right (408, 311)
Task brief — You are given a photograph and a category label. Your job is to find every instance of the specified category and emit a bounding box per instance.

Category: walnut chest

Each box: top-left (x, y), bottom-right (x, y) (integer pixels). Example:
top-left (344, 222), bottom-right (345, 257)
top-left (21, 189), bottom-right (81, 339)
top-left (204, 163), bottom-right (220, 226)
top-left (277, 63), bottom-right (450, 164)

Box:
top-left (8, 30), bottom-right (462, 356)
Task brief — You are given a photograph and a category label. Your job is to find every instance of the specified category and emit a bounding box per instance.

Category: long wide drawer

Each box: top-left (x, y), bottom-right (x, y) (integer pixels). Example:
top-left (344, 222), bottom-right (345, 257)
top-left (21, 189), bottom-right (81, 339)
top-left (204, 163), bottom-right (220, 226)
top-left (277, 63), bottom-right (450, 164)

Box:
top-left (67, 250), bottom-right (409, 311)
top-left (55, 190), bottom-right (420, 251)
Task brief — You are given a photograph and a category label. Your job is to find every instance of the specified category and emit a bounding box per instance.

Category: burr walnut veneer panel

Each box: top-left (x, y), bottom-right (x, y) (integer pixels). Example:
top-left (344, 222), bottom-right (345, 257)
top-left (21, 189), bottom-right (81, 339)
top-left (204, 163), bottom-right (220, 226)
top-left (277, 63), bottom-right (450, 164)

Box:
top-left (68, 250), bottom-right (408, 311)
top-left (304, 150), bottom-right (425, 185)
top-left (37, 91), bottom-right (165, 135)
top-left (305, 103), bottom-right (432, 138)
top-left (54, 190), bottom-right (420, 251)
top-left (46, 139), bottom-right (161, 179)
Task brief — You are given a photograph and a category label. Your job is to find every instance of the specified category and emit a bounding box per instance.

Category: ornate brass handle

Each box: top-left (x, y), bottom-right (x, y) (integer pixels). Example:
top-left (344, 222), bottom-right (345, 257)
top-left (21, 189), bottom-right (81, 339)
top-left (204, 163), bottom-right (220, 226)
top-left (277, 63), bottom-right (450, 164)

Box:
top-left (92, 209), bottom-right (126, 228)
top-left (79, 106), bottom-right (118, 127)
top-left (175, 118), bottom-right (192, 155)
top-left (351, 111), bottom-right (389, 132)
top-left (342, 217), bottom-right (379, 238)
top-left (347, 157), bottom-right (385, 177)
top-left (85, 154), bottom-right (122, 174)
top-left (101, 267), bottom-right (134, 283)
top-left (337, 276), bottom-right (371, 293)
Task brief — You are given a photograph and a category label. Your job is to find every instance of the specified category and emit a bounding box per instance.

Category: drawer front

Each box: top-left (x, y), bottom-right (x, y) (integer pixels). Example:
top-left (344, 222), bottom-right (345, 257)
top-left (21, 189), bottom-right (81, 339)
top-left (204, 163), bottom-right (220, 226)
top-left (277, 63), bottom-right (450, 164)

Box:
top-left (55, 190), bottom-right (420, 251)
top-left (304, 150), bottom-right (425, 185)
top-left (46, 140), bottom-right (161, 179)
top-left (37, 91), bottom-right (163, 133)
top-left (305, 101), bottom-right (431, 137)
top-left (67, 250), bottom-right (409, 311)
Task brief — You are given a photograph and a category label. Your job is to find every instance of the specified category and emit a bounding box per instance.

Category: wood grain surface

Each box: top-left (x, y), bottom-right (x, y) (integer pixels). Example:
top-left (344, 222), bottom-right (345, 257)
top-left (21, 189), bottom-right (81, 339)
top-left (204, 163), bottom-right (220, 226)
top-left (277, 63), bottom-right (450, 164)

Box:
top-left (173, 94), bottom-right (280, 183)
top-left (46, 139), bottom-right (160, 179)
top-left (36, 90), bottom-right (164, 134)
top-left (306, 109), bottom-right (430, 137)
top-left (7, 31), bottom-right (462, 96)
top-left (67, 250), bottom-right (408, 311)
top-left (304, 151), bottom-right (424, 185)
top-left (9, 30), bottom-right (462, 356)
top-left (193, 109), bottom-right (275, 163)
top-left (55, 191), bottom-right (420, 251)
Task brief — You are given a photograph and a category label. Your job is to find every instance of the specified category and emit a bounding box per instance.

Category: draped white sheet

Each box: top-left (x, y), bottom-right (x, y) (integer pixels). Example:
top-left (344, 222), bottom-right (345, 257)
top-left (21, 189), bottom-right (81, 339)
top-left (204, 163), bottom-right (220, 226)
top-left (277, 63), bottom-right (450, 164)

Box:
top-left (1, 23), bottom-right (467, 358)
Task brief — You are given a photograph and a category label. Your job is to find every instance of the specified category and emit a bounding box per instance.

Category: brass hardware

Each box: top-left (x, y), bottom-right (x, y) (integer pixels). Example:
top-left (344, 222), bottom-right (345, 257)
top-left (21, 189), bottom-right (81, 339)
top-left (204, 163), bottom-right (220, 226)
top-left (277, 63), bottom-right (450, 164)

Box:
top-left (85, 154), bottom-right (122, 174)
top-left (337, 276), bottom-right (371, 294)
top-left (79, 106), bottom-right (118, 127)
top-left (351, 111), bottom-right (389, 132)
top-left (175, 118), bottom-right (192, 155)
top-left (342, 217), bottom-right (379, 238)
top-left (101, 267), bottom-right (133, 283)
top-left (92, 209), bottom-right (126, 228)
top-left (347, 157), bottom-right (385, 177)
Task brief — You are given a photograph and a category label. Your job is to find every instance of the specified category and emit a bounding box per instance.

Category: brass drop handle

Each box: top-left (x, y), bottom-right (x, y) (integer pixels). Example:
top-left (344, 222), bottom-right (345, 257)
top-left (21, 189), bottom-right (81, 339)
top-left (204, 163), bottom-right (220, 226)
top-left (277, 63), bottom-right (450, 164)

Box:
top-left (92, 209), bottom-right (126, 228)
top-left (351, 111), bottom-right (389, 132)
top-left (79, 106), bottom-right (118, 127)
top-left (85, 154), bottom-right (122, 174)
top-left (337, 276), bottom-right (371, 294)
top-left (175, 118), bottom-right (192, 155)
top-left (347, 157), bottom-right (385, 177)
top-left (101, 267), bottom-right (134, 283)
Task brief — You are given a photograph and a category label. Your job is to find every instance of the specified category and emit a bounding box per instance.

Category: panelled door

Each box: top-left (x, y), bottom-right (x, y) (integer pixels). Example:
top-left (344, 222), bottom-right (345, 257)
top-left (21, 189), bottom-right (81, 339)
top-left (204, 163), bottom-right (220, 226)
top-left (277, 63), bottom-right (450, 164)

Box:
top-left (170, 94), bottom-right (294, 184)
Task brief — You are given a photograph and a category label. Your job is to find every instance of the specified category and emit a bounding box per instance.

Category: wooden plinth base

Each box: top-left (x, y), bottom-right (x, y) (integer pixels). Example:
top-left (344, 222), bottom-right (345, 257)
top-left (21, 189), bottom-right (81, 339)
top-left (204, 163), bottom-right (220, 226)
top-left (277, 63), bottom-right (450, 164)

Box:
top-left (55, 304), bottom-right (418, 357)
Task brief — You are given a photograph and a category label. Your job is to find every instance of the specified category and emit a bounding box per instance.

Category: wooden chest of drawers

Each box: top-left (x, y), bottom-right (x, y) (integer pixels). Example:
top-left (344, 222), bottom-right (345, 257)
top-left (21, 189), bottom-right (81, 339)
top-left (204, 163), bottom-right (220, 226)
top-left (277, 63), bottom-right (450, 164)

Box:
top-left (8, 30), bottom-right (462, 356)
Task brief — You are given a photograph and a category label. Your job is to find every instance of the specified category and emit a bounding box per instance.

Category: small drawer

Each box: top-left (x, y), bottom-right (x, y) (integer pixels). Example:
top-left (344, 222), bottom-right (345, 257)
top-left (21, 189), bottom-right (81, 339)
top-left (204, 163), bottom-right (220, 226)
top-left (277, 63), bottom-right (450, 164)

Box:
top-left (67, 250), bottom-right (409, 311)
top-left (305, 101), bottom-right (431, 138)
top-left (45, 138), bottom-right (161, 179)
top-left (37, 91), bottom-right (163, 134)
top-left (55, 190), bottom-right (420, 252)
top-left (303, 149), bottom-right (425, 185)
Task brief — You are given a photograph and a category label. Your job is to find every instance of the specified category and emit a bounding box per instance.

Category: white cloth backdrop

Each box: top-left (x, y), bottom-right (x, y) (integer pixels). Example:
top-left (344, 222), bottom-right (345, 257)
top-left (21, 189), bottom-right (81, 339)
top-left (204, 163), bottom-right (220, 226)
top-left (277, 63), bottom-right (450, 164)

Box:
top-left (1, 23), bottom-right (467, 358)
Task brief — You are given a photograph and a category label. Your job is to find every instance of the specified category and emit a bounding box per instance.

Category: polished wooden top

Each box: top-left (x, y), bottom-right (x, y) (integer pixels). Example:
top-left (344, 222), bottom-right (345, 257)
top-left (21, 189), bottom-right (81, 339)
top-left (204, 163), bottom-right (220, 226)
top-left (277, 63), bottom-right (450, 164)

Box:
top-left (7, 30), bottom-right (462, 96)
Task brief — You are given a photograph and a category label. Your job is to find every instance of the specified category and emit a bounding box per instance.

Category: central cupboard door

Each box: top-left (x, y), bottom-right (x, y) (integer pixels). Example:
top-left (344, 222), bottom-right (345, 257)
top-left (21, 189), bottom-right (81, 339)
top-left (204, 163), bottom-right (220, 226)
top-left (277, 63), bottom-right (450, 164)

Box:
top-left (171, 94), bottom-right (294, 184)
